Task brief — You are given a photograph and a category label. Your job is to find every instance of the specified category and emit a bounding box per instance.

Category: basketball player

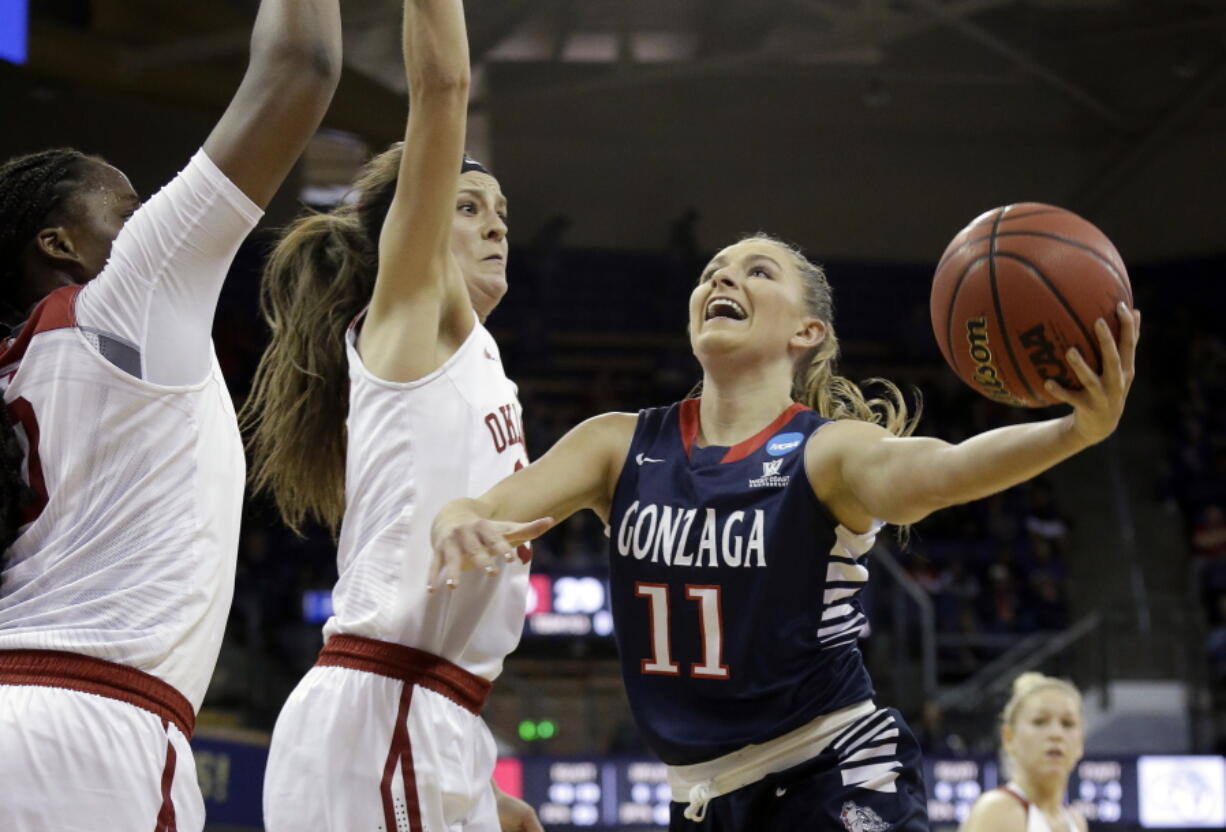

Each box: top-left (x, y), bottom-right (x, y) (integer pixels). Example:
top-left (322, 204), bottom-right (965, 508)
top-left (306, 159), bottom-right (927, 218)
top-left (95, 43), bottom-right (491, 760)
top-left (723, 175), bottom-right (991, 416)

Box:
top-left (962, 673), bottom-right (1087, 832)
top-left (242, 1), bottom-right (540, 830)
top-left (431, 234), bottom-right (1140, 831)
top-left (0, 2), bottom-right (341, 830)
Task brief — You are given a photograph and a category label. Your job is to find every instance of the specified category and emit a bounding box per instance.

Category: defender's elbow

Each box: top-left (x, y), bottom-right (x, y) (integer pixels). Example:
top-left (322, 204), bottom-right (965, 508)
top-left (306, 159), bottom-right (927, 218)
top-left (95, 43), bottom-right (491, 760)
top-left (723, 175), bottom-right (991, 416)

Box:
top-left (255, 39), bottom-right (343, 88)
top-left (409, 66), bottom-right (472, 96)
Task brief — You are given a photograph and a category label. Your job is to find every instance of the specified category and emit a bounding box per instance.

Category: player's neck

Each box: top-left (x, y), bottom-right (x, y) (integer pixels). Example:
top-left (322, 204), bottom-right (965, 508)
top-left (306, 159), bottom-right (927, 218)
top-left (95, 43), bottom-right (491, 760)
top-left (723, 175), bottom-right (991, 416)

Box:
top-left (1012, 771), bottom-right (1065, 816)
top-left (696, 374), bottom-right (794, 447)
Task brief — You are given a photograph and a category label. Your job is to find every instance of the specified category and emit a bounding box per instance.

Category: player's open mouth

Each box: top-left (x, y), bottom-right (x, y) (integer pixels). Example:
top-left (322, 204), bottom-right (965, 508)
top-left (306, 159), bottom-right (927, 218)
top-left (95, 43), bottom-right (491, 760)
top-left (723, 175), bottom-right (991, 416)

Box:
top-left (704, 296), bottom-right (747, 321)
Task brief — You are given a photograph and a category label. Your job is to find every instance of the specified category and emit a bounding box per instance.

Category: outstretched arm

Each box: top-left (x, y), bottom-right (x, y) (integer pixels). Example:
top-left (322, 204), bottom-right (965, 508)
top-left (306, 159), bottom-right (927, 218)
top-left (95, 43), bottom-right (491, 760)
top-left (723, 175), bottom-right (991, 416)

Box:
top-left (430, 413), bottom-right (637, 589)
top-left (203, 0), bottom-right (342, 208)
top-left (809, 304), bottom-right (1140, 529)
top-left (359, 0), bottom-right (476, 382)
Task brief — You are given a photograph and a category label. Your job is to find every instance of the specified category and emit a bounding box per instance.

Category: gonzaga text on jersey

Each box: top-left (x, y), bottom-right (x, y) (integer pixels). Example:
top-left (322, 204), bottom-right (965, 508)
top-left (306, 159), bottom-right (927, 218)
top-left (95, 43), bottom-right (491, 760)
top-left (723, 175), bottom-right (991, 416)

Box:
top-left (614, 501), bottom-right (767, 568)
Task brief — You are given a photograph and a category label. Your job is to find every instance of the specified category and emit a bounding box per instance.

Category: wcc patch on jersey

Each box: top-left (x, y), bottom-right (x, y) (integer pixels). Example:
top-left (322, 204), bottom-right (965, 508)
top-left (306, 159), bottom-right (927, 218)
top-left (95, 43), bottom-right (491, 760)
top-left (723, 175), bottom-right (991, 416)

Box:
top-left (748, 458), bottom-right (789, 489)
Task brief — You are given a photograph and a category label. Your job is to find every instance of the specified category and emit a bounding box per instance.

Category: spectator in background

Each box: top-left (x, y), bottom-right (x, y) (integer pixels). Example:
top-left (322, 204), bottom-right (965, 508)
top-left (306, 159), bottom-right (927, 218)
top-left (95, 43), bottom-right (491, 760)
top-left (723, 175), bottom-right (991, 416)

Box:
top-left (1193, 504), bottom-right (1226, 561)
top-left (1023, 480), bottom-right (1071, 556)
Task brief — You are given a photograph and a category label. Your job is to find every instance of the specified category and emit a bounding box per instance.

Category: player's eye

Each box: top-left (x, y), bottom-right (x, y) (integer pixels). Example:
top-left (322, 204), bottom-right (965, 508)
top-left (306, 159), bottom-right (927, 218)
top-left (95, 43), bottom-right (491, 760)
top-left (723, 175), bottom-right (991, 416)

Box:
top-left (458, 202), bottom-right (477, 214)
top-left (749, 266), bottom-right (770, 278)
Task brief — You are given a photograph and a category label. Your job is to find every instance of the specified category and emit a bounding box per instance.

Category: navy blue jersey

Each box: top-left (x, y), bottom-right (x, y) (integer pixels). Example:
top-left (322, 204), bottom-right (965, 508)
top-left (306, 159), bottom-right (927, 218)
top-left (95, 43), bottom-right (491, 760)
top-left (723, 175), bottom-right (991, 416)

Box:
top-left (608, 399), bottom-right (877, 765)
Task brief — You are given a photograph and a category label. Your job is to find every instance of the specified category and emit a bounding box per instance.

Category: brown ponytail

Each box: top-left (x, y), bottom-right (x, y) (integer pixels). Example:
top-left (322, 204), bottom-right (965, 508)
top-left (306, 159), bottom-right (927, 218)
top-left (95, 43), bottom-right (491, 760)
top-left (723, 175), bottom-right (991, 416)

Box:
top-left (240, 144), bottom-right (402, 534)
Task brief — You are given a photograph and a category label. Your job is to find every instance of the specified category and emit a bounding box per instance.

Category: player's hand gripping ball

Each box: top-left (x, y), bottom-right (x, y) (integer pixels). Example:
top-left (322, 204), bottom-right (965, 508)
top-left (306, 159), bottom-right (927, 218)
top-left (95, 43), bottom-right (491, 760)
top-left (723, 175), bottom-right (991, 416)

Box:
top-left (930, 203), bottom-right (1133, 408)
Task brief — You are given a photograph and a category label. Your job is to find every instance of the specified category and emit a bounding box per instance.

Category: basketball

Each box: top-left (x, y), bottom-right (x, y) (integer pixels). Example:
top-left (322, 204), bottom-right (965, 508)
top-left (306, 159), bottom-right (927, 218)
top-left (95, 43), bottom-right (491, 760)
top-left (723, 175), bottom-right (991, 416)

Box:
top-left (930, 203), bottom-right (1133, 408)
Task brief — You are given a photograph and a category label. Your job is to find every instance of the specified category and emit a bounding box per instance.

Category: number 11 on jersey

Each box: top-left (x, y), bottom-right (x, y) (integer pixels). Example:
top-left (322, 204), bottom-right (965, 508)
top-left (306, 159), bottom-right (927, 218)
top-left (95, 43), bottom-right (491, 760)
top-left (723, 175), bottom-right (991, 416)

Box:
top-left (635, 582), bottom-right (730, 679)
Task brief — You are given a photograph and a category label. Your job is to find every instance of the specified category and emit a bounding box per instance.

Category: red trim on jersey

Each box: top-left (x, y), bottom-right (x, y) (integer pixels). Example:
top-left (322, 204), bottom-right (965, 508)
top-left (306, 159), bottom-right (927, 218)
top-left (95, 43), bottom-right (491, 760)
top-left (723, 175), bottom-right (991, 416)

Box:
top-left (679, 398), bottom-right (701, 459)
top-left (316, 635), bottom-right (491, 715)
top-left (0, 649), bottom-right (195, 737)
top-left (721, 402), bottom-right (807, 463)
top-left (380, 684), bottom-right (423, 832)
top-left (6, 397), bottom-right (48, 524)
top-left (996, 785), bottom-right (1030, 811)
top-left (677, 398), bottom-right (808, 463)
top-left (0, 285), bottom-right (81, 369)
top-left (155, 722), bottom-right (179, 832)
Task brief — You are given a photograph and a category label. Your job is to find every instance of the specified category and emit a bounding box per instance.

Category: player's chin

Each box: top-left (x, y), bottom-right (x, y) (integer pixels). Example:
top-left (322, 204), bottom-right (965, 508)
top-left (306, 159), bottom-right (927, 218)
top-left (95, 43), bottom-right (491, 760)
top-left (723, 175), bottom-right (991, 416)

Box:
top-left (470, 275), bottom-right (508, 312)
top-left (690, 329), bottom-right (738, 360)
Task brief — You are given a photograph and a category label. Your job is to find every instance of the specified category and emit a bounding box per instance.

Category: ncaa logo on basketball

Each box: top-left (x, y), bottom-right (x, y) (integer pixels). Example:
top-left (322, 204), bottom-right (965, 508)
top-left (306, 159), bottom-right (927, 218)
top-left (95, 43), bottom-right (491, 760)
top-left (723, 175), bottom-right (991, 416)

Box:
top-left (748, 458), bottom-right (789, 489)
top-left (766, 431), bottom-right (804, 456)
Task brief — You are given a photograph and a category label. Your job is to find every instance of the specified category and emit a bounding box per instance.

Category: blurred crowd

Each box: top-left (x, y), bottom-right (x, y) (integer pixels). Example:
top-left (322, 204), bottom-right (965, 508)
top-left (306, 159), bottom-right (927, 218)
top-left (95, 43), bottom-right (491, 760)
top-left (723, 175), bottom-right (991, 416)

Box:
top-left (1160, 320), bottom-right (1226, 687)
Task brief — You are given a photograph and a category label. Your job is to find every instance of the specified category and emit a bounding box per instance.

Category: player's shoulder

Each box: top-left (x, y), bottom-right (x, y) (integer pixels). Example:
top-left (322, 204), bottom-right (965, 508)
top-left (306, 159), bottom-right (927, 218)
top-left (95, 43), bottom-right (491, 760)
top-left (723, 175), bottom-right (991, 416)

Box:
top-left (960, 788), bottom-right (1027, 832)
top-left (576, 411), bottom-right (639, 443)
top-left (803, 416), bottom-right (895, 468)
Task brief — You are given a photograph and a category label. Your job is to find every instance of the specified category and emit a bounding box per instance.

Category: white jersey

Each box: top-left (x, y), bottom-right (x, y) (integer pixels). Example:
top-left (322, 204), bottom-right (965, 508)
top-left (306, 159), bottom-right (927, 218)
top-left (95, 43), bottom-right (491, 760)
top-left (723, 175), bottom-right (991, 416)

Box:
top-left (0, 150), bottom-right (261, 710)
top-left (999, 783), bottom-right (1079, 832)
top-left (325, 317), bottom-right (530, 680)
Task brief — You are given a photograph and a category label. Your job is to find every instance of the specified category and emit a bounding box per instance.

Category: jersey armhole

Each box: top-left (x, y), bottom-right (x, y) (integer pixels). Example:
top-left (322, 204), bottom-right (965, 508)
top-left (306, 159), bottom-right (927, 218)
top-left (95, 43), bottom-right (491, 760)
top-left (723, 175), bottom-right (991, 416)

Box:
top-left (607, 405), bottom-right (662, 526)
top-left (997, 786), bottom-right (1030, 812)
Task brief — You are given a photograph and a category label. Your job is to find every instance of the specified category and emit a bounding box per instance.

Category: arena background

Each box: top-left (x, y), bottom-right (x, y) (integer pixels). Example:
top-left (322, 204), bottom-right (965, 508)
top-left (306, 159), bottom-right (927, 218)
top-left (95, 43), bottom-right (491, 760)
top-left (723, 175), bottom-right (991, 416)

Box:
top-left (3, 1), bottom-right (1226, 829)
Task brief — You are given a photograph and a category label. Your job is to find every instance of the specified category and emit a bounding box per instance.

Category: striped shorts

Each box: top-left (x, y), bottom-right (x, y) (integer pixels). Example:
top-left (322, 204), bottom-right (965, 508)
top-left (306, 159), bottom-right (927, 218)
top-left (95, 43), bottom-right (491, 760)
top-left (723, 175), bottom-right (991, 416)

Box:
top-left (669, 706), bottom-right (930, 832)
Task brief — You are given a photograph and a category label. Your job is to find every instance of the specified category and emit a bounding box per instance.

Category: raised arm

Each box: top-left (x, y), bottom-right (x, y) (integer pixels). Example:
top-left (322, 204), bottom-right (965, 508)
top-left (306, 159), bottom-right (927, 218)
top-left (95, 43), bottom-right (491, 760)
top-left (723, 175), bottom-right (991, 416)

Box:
top-left (202, 0), bottom-right (342, 208)
top-left (429, 413), bottom-right (637, 589)
top-left (359, 0), bottom-right (476, 382)
top-left (809, 304), bottom-right (1140, 529)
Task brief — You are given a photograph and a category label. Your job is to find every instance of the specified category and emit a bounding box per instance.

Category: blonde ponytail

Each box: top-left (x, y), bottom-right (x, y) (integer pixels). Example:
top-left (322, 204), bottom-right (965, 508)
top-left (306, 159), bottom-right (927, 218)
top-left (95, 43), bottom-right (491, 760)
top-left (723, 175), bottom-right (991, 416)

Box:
top-left (739, 233), bottom-right (921, 437)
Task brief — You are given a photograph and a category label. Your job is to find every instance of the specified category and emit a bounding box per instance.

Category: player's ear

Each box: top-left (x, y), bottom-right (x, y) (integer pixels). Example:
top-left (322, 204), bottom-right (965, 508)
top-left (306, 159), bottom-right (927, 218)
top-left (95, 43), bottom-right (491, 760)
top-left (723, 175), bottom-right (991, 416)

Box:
top-left (34, 227), bottom-right (84, 268)
top-left (790, 317), bottom-right (825, 351)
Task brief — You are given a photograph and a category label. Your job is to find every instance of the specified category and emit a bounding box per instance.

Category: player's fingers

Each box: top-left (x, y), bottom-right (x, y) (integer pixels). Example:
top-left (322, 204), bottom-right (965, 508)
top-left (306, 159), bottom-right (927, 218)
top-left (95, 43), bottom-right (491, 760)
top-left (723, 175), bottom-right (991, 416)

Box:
top-left (1065, 347), bottom-right (1105, 404)
top-left (474, 525), bottom-right (507, 575)
top-left (435, 538), bottom-right (463, 590)
top-left (1043, 378), bottom-right (1081, 408)
top-left (504, 516), bottom-right (555, 548)
top-left (1094, 317), bottom-right (1123, 396)
top-left (458, 525), bottom-right (498, 574)
top-left (426, 549), bottom-right (443, 593)
top-left (1118, 304), bottom-right (1140, 385)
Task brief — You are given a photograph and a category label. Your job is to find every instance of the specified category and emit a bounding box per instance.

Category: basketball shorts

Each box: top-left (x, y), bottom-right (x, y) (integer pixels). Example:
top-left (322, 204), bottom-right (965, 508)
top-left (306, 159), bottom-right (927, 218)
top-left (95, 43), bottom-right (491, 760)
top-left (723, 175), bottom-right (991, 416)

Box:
top-left (0, 650), bottom-right (203, 832)
top-left (669, 707), bottom-right (929, 832)
top-left (263, 635), bottom-right (499, 832)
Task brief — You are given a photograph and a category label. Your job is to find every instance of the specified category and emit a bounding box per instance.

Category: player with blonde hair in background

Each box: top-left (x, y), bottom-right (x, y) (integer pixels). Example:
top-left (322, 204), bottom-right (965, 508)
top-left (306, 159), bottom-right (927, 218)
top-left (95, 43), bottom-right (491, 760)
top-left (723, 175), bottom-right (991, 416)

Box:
top-left (0, 0), bottom-right (342, 828)
top-left (244, 0), bottom-right (540, 829)
top-left (962, 672), bottom-right (1087, 832)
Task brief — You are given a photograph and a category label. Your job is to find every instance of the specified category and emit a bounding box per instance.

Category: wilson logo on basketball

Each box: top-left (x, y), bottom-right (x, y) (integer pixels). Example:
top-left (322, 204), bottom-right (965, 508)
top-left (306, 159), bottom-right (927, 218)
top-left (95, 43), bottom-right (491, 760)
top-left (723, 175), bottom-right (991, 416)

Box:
top-left (1018, 323), bottom-right (1074, 388)
top-left (965, 317), bottom-right (1019, 406)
